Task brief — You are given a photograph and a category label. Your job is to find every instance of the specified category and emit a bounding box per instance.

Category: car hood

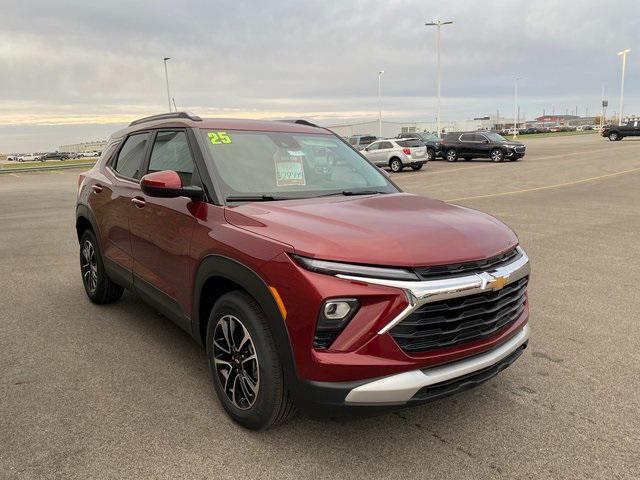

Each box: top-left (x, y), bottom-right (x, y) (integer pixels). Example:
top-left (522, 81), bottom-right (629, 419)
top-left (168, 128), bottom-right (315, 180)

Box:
top-left (224, 193), bottom-right (518, 267)
top-left (501, 141), bottom-right (525, 147)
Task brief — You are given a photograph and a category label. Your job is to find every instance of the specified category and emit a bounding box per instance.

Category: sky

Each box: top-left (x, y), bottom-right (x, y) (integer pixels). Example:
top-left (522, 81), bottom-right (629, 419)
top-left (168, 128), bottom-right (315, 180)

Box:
top-left (1, 0), bottom-right (639, 152)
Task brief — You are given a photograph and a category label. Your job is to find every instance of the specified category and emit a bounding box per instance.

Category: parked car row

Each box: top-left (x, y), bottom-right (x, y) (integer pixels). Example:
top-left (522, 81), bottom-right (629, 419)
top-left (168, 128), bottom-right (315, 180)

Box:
top-left (346, 129), bottom-right (524, 171)
top-left (6, 151), bottom-right (102, 162)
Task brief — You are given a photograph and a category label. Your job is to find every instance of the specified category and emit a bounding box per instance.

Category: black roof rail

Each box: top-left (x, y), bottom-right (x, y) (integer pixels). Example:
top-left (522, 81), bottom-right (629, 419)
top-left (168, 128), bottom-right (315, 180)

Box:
top-left (129, 112), bottom-right (202, 127)
top-left (279, 119), bottom-right (319, 128)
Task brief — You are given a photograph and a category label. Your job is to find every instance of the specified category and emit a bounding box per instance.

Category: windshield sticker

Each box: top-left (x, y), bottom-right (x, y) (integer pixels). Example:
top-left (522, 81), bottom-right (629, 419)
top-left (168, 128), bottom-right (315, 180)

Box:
top-left (208, 131), bottom-right (232, 145)
top-left (274, 150), bottom-right (306, 186)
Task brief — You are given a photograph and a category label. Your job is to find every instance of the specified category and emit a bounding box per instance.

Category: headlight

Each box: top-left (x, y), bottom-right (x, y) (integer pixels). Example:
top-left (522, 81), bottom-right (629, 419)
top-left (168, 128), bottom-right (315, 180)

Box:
top-left (292, 255), bottom-right (419, 281)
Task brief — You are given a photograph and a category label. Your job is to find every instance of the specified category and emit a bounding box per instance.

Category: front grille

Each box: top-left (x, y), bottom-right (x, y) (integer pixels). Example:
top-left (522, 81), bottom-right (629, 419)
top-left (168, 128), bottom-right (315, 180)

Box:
top-left (390, 276), bottom-right (528, 353)
top-left (414, 247), bottom-right (521, 280)
top-left (515, 146), bottom-right (526, 153)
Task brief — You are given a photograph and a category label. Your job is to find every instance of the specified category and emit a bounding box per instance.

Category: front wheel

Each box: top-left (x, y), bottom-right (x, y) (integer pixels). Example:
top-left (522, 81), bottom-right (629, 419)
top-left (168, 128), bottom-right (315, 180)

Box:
top-left (446, 149), bottom-right (458, 162)
top-left (389, 158), bottom-right (403, 172)
top-left (207, 291), bottom-right (295, 430)
top-left (491, 149), bottom-right (505, 162)
top-left (608, 132), bottom-right (620, 141)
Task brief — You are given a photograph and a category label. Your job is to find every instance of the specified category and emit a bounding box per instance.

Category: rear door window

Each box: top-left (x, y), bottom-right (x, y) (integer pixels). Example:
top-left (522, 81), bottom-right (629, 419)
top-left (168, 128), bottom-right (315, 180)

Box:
top-left (379, 141), bottom-right (393, 149)
top-left (113, 133), bottom-right (150, 179)
top-left (147, 131), bottom-right (195, 185)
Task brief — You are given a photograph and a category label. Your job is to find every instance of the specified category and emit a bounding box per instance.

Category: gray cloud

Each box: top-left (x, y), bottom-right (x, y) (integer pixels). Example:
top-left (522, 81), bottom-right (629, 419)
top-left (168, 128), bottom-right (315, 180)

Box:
top-left (1, 0), bottom-right (638, 151)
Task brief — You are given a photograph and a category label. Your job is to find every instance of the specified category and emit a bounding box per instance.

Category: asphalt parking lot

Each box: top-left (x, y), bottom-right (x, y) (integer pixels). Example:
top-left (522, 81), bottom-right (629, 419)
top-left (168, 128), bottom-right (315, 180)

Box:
top-left (1, 133), bottom-right (639, 479)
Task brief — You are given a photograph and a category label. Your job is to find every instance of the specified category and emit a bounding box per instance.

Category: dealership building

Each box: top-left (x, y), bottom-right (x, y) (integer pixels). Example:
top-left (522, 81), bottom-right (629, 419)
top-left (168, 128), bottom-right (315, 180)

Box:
top-left (58, 140), bottom-right (107, 153)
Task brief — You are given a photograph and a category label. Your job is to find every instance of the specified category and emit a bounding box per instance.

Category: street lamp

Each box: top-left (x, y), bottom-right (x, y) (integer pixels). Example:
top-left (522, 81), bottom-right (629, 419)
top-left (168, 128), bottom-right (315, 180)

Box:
top-left (425, 20), bottom-right (453, 136)
top-left (617, 49), bottom-right (630, 126)
top-left (513, 77), bottom-right (520, 138)
top-left (378, 70), bottom-right (385, 137)
top-left (163, 57), bottom-right (173, 112)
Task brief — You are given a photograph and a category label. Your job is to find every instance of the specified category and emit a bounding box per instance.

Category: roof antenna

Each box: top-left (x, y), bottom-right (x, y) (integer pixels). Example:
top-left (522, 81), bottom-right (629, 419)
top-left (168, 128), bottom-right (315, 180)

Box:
top-left (172, 98), bottom-right (178, 112)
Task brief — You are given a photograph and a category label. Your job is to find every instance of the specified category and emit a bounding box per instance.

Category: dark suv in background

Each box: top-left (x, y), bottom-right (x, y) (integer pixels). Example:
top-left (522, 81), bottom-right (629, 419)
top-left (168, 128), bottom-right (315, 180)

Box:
top-left (602, 120), bottom-right (640, 141)
top-left (397, 132), bottom-right (441, 161)
top-left (440, 131), bottom-right (526, 162)
top-left (75, 112), bottom-right (530, 430)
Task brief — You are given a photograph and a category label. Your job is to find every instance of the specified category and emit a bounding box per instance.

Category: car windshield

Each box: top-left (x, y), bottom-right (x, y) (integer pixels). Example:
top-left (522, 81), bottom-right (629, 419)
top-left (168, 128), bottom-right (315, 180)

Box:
top-left (415, 132), bottom-right (439, 142)
top-left (201, 130), bottom-right (397, 200)
top-left (397, 139), bottom-right (423, 147)
top-left (484, 132), bottom-right (508, 142)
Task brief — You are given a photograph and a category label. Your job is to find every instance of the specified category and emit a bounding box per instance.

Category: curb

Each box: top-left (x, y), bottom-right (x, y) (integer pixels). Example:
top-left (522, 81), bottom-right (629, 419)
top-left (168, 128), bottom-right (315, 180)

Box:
top-left (0, 163), bottom-right (96, 174)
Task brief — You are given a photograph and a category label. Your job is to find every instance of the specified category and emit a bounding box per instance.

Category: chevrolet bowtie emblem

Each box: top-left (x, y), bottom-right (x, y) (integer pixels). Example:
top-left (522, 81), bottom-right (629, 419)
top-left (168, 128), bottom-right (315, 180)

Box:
top-left (488, 275), bottom-right (507, 290)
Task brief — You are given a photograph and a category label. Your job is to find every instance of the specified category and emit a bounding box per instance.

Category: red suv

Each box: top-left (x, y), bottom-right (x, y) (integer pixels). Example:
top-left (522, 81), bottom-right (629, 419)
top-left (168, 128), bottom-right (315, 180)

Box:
top-left (76, 112), bottom-right (530, 430)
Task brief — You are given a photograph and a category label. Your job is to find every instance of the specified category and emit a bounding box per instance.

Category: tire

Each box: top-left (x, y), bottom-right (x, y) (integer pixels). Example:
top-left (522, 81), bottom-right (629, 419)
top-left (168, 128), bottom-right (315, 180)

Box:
top-left (79, 229), bottom-right (124, 304)
top-left (491, 149), bottom-right (505, 163)
top-left (446, 149), bottom-right (458, 162)
top-left (411, 164), bottom-right (423, 171)
top-left (389, 157), bottom-right (403, 172)
top-left (206, 291), bottom-right (295, 430)
top-left (608, 132), bottom-right (620, 141)
top-left (426, 148), bottom-right (435, 161)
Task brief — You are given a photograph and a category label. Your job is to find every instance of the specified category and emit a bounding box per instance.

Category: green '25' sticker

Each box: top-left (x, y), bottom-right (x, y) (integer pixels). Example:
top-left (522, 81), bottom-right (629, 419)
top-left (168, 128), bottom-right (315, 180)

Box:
top-left (208, 131), bottom-right (232, 145)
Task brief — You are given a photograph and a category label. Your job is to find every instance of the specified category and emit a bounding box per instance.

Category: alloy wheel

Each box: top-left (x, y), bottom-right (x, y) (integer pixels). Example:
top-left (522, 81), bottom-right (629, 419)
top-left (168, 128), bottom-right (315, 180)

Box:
top-left (446, 150), bottom-right (457, 162)
top-left (609, 132), bottom-right (618, 141)
top-left (80, 240), bottom-right (98, 293)
top-left (427, 149), bottom-right (434, 161)
top-left (212, 315), bottom-right (260, 410)
top-left (491, 150), bottom-right (504, 162)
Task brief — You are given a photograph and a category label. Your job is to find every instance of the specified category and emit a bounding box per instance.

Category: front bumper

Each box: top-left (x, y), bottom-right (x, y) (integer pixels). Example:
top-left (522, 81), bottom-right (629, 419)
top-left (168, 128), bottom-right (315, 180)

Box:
top-left (262, 247), bottom-right (530, 400)
top-left (345, 323), bottom-right (529, 405)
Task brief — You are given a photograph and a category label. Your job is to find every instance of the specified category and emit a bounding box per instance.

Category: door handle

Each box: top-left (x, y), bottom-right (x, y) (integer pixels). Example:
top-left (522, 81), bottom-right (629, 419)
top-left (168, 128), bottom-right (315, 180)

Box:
top-left (131, 197), bottom-right (146, 208)
top-left (91, 184), bottom-right (103, 194)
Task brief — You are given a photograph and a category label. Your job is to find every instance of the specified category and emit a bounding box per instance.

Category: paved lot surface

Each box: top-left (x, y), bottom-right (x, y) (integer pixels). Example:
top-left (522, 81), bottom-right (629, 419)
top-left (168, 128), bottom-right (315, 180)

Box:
top-left (1, 134), bottom-right (639, 479)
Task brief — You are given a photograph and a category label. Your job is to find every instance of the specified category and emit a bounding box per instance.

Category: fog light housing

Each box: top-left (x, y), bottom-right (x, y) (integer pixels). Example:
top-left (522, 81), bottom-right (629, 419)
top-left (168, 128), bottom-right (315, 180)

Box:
top-left (314, 298), bottom-right (359, 349)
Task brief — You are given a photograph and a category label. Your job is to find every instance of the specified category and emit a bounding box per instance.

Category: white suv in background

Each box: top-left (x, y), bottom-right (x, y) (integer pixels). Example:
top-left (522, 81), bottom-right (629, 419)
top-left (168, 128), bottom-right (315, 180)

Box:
top-left (362, 138), bottom-right (427, 172)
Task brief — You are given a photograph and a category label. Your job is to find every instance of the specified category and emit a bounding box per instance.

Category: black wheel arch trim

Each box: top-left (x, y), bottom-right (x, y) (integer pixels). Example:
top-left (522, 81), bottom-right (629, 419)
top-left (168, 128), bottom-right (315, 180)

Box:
top-left (192, 254), bottom-right (299, 391)
top-left (75, 204), bottom-right (101, 244)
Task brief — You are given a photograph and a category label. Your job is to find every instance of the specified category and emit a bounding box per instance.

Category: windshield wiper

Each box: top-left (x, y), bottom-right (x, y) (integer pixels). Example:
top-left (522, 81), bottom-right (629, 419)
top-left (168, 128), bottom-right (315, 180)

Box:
top-left (315, 190), bottom-right (387, 198)
top-left (225, 195), bottom-right (289, 202)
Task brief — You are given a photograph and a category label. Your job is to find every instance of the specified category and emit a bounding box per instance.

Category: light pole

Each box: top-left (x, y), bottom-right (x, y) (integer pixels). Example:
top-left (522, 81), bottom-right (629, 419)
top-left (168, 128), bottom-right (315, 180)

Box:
top-left (513, 77), bottom-right (520, 138)
top-left (600, 84), bottom-right (606, 130)
top-left (163, 57), bottom-right (173, 112)
top-left (378, 70), bottom-right (384, 137)
top-left (426, 20), bottom-right (453, 136)
top-left (617, 49), bottom-right (630, 126)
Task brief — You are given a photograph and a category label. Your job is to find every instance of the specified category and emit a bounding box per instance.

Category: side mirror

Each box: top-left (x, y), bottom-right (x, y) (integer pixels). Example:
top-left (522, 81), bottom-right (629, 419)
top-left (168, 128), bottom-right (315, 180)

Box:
top-left (140, 170), bottom-right (204, 200)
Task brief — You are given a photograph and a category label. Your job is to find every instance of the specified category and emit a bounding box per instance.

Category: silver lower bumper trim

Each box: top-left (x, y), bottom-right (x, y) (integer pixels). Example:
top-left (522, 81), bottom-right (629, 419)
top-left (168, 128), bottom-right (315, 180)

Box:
top-left (344, 324), bottom-right (530, 405)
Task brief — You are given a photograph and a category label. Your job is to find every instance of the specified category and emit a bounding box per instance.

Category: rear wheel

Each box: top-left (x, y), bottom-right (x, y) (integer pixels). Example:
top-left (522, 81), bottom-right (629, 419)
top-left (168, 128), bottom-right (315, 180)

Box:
top-left (426, 148), bottom-right (435, 161)
top-left (207, 291), bottom-right (295, 430)
top-left (491, 149), bottom-right (505, 162)
top-left (463, 156), bottom-right (472, 161)
top-left (446, 149), bottom-right (458, 162)
top-left (389, 158), bottom-right (403, 172)
top-left (79, 230), bottom-right (123, 304)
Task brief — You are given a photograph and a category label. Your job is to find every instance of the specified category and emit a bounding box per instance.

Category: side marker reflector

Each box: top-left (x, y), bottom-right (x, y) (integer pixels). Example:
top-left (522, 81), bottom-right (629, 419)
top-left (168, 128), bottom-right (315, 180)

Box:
top-left (269, 286), bottom-right (287, 321)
